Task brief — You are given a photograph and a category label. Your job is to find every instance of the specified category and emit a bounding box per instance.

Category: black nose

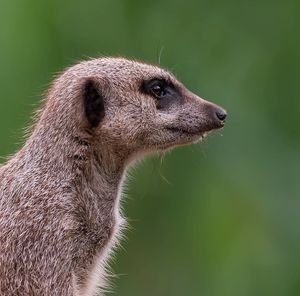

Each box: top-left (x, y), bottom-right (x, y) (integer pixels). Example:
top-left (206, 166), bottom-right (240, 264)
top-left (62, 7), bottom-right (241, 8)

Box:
top-left (216, 109), bottom-right (227, 121)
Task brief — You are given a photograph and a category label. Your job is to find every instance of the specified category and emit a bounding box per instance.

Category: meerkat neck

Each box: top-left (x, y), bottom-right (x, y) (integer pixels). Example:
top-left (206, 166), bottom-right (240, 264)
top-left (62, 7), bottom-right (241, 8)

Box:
top-left (19, 118), bottom-right (128, 194)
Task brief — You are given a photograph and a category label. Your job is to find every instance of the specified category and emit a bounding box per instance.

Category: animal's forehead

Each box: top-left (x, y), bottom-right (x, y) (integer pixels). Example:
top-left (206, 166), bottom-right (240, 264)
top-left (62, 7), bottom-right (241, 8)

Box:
top-left (70, 57), bottom-right (174, 82)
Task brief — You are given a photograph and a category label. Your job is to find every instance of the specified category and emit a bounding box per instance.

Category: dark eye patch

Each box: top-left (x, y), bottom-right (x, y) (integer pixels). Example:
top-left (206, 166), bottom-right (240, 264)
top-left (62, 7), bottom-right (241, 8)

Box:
top-left (141, 78), bottom-right (183, 110)
top-left (143, 79), bottom-right (168, 98)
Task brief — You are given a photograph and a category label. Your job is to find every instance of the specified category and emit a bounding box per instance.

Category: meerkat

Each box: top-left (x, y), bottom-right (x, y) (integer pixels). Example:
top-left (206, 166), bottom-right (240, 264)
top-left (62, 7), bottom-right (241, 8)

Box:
top-left (0, 57), bottom-right (226, 296)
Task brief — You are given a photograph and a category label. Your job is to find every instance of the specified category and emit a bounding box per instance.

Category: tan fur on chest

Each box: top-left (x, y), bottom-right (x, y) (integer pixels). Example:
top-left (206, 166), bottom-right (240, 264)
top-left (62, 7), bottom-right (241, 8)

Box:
top-left (76, 215), bottom-right (122, 296)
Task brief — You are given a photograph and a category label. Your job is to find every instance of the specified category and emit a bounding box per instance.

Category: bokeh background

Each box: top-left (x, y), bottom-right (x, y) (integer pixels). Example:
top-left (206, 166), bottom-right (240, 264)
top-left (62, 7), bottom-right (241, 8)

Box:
top-left (0, 0), bottom-right (300, 295)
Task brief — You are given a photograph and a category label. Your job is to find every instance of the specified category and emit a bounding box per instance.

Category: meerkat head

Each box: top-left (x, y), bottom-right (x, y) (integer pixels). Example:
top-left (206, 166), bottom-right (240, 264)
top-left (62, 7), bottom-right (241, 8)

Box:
top-left (44, 57), bottom-right (226, 160)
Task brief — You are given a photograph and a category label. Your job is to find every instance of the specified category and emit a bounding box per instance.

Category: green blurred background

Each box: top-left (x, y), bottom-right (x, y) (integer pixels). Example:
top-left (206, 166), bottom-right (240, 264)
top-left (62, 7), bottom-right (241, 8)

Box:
top-left (0, 0), bottom-right (300, 295)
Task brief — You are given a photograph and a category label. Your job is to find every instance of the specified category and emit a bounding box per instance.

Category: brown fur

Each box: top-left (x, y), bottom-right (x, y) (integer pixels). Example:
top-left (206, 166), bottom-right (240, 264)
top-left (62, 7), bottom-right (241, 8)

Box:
top-left (0, 57), bottom-right (226, 295)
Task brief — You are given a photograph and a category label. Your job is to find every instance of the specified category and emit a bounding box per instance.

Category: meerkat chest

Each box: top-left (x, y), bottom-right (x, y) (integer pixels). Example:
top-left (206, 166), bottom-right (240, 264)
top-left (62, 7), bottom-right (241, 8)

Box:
top-left (74, 173), bottom-right (126, 295)
top-left (76, 208), bottom-right (124, 296)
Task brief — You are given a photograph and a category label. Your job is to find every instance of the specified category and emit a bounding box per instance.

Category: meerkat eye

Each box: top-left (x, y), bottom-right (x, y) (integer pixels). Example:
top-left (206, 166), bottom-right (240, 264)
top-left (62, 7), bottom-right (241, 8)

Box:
top-left (150, 82), bottom-right (166, 98)
top-left (143, 79), bottom-right (168, 99)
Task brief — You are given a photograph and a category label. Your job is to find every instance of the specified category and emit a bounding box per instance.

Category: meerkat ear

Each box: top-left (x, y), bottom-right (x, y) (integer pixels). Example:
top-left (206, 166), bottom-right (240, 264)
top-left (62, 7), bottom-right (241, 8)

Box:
top-left (82, 78), bottom-right (106, 128)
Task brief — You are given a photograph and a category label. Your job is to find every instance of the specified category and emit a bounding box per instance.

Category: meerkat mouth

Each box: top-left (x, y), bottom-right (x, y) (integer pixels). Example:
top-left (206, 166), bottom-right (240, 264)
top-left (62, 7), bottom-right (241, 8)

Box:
top-left (165, 126), bottom-right (211, 145)
top-left (166, 126), bottom-right (204, 136)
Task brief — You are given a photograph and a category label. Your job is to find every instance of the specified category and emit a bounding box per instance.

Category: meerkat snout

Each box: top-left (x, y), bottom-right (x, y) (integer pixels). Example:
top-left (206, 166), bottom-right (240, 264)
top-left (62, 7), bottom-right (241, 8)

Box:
top-left (203, 102), bottom-right (227, 126)
top-left (215, 108), bottom-right (227, 122)
top-left (0, 57), bottom-right (226, 296)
